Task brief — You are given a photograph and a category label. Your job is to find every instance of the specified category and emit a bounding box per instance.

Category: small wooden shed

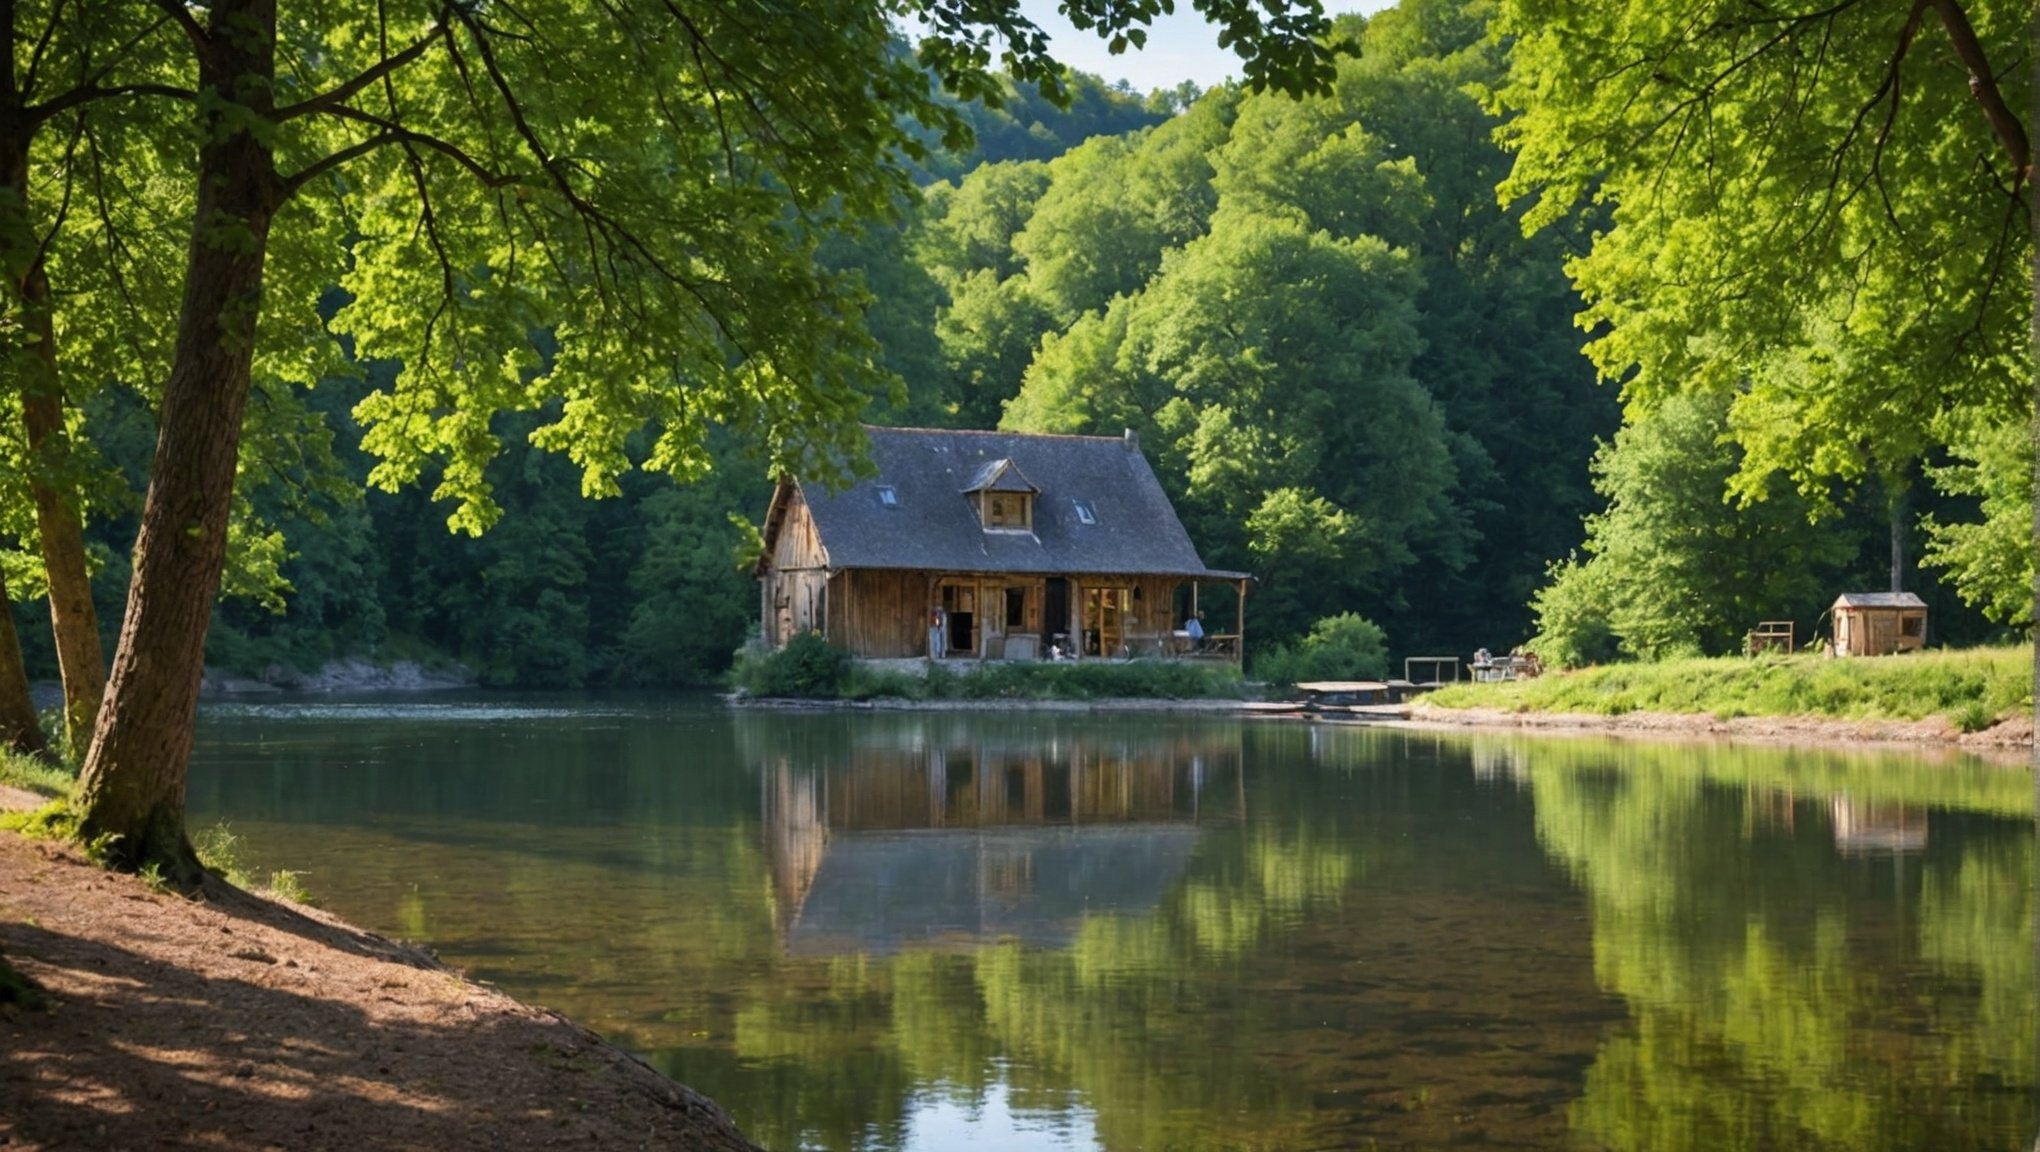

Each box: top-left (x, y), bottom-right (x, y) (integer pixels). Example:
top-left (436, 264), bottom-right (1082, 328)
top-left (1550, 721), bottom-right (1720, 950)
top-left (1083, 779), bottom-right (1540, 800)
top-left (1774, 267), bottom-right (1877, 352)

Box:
top-left (1829, 592), bottom-right (1927, 657)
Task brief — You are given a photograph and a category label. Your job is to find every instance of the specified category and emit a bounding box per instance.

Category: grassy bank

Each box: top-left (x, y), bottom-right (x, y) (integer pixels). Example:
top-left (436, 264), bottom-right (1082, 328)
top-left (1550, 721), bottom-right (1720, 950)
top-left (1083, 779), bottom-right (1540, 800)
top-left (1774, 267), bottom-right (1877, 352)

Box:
top-left (1425, 645), bottom-right (2031, 731)
top-left (732, 636), bottom-right (1246, 702)
top-left (0, 747), bottom-right (76, 799)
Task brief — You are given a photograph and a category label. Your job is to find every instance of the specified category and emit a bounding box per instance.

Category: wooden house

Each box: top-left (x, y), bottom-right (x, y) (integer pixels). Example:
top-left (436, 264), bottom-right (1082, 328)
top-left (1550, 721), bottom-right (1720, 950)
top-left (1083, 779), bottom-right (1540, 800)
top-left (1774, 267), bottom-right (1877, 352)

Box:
top-left (757, 426), bottom-right (1247, 660)
top-left (1829, 592), bottom-right (1928, 657)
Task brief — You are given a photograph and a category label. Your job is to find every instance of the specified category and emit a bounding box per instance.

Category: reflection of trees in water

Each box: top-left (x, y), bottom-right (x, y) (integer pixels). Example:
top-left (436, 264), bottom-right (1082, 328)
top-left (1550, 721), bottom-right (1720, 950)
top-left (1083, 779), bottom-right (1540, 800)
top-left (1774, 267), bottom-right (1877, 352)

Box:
top-left (1523, 739), bottom-right (2035, 1151)
top-left (200, 709), bottom-right (2036, 1152)
top-left (711, 716), bottom-right (1377, 1151)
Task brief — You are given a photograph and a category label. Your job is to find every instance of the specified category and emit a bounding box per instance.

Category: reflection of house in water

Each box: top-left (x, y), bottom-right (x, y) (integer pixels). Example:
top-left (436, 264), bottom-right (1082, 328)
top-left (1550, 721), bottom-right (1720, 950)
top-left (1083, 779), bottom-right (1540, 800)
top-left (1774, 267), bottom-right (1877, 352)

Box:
top-left (761, 730), bottom-right (1243, 956)
top-left (1830, 796), bottom-right (1927, 855)
top-left (1469, 742), bottom-right (1532, 788)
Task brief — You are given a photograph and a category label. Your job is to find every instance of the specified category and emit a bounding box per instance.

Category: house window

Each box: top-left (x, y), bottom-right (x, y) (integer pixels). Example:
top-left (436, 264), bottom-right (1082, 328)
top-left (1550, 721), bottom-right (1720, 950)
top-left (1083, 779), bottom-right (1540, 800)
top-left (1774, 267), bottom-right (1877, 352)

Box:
top-left (1900, 615), bottom-right (1923, 637)
top-left (983, 492), bottom-right (1032, 529)
top-left (1073, 500), bottom-right (1097, 525)
top-left (878, 485), bottom-right (898, 507)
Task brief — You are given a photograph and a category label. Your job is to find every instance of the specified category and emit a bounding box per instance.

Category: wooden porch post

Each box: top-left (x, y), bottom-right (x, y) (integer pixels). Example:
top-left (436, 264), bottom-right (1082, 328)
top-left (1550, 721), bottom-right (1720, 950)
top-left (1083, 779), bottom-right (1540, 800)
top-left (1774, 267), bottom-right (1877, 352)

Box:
top-left (1234, 578), bottom-right (1246, 664)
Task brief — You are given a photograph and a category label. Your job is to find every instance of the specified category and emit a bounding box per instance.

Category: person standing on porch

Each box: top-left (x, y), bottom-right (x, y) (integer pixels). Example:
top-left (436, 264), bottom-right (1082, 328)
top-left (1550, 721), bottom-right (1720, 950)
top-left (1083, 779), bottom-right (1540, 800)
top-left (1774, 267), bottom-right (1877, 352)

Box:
top-left (928, 608), bottom-right (945, 660)
top-left (1185, 612), bottom-right (1205, 651)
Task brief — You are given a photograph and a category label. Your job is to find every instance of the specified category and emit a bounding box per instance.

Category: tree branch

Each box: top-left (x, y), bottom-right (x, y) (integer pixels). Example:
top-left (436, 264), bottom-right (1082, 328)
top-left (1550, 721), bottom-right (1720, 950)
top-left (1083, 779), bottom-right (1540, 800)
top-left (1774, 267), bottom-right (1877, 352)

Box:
top-left (273, 17), bottom-right (446, 122)
top-left (1929, 0), bottom-right (2031, 184)
top-left (20, 0), bottom-right (69, 100)
top-left (279, 132), bottom-right (405, 194)
top-left (147, 0), bottom-right (206, 53)
top-left (293, 105), bottom-right (520, 191)
top-left (27, 82), bottom-right (197, 123)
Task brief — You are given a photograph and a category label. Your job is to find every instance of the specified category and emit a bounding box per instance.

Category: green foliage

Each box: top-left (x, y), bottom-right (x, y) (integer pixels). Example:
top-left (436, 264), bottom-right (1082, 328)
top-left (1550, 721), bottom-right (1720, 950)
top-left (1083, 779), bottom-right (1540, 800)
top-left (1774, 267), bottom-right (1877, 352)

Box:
top-left (1493, 0), bottom-right (2031, 642)
top-left (785, 657), bottom-right (1245, 701)
top-left (941, 660), bottom-right (1243, 700)
top-left (1254, 613), bottom-right (1389, 685)
top-left (732, 633), bottom-right (853, 699)
top-left (181, 818), bottom-right (313, 901)
top-left (907, 3), bottom-right (1623, 654)
top-left (0, 798), bottom-right (111, 865)
top-left (1951, 700), bottom-right (1998, 735)
top-left (1523, 557), bottom-right (1617, 670)
top-left (1530, 393), bottom-right (1856, 662)
top-left (1921, 419), bottom-right (2032, 626)
top-left (191, 821), bottom-right (247, 885)
top-left (0, 747), bottom-right (76, 800)
top-left (266, 870), bottom-right (313, 905)
top-left (1428, 646), bottom-right (2032, 727)
top-left (909, 72), bottom-right (1174, 182)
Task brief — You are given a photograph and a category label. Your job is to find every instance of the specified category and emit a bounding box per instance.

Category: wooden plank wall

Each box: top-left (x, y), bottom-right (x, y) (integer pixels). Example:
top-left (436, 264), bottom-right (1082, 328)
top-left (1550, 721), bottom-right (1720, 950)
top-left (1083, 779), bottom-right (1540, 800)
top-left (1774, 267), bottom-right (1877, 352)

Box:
top-left (763, 488), bottom-right (831, 647)
top-left (841, 569), bottom-right (930, 657)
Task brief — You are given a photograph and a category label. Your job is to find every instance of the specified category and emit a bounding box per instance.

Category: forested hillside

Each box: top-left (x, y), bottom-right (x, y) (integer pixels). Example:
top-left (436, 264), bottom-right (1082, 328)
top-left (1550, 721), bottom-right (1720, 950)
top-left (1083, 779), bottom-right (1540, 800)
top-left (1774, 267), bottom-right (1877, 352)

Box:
top-left (4, 0), bottom-right (2019, 692)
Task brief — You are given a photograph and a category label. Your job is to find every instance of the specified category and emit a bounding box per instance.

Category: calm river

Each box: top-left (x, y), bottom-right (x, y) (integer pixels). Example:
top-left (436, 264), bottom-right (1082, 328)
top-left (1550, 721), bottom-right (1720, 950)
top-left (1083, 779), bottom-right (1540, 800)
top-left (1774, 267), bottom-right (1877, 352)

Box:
top-left (186, 696), bottom-right (2036, 1151)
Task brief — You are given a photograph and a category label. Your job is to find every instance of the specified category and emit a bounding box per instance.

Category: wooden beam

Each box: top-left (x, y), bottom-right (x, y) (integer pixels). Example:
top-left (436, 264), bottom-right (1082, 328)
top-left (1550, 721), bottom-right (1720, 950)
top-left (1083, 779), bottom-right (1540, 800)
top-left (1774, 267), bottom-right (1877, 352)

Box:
top-left (1234, 579), bottom-right (1247, 664)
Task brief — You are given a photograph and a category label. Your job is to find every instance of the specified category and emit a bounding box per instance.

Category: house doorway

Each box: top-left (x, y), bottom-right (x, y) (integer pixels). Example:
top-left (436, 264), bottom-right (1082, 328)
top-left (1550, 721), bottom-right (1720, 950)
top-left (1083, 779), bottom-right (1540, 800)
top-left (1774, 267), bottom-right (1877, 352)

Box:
top-left (1044, 578), bottom-right (1069, 653)
top-left (1083, 586), bottom-right (1130, 657)
top-left (941, 583), bottom-right (977, 656)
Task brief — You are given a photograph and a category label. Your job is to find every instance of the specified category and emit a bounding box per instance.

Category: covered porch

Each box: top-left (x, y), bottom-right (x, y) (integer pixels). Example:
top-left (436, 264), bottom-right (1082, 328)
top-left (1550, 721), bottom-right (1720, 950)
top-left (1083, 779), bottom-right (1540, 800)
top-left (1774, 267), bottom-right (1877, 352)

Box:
top-left (819, 567), bottom-right (1248, 663)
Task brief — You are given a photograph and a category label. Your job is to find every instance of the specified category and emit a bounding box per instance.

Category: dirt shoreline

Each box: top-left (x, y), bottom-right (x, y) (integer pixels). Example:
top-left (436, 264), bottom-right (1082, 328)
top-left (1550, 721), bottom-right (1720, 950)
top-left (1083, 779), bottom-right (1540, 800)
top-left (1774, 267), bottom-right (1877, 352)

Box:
top-left (0, 809), bottom-right (761, 1151)
top-left (1403, 701), bottom-right (2034, 762)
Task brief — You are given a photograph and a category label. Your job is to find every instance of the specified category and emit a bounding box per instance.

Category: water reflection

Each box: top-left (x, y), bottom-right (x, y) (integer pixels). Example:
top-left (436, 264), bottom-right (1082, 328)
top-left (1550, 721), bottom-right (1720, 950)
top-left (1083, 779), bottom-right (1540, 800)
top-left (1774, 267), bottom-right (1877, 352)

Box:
top-left (759, 728), bottom-right (1242, 956)
top-left (183, 702), bottom-right (2037, 1152)
top-left (1829, 797), bottom-right (1928, 855)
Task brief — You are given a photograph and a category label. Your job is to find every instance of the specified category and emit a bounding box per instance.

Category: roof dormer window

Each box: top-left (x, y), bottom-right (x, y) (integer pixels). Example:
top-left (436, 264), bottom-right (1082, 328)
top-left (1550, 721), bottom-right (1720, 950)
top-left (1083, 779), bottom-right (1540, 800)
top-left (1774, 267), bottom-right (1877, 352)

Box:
top-left (962, 457), bottom-right (1038, 533)
top-left (877, 485), bottom-right (898, 507)
top-left (983, 491), bottom-right (1032, 530)
top-left (1073, 500), bottom-right (1097, 525)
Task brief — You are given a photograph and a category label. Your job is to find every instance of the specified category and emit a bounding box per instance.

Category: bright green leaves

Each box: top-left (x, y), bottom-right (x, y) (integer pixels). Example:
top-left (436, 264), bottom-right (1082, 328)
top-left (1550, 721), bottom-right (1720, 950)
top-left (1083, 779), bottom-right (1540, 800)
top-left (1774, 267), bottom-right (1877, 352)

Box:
top-left (1530, 392), bottom-right (1856, 663)
top-left (913, 0), bottom-right (1344, 107)
top-left (300, 0), bottom-right (932, 530)
top-left (1921, 417), bottom-right (2033, 625)
top-left (906, 0), bottom-right (1612, 649)
top-left (1494, 0), bottom-right (2032, 579)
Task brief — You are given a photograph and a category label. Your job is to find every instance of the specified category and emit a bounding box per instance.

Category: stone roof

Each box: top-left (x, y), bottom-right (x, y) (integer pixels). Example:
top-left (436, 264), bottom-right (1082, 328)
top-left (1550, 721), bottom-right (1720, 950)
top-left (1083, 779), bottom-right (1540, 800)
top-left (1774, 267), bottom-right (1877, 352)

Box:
top-left (786, 426), bottom-right (1241, 578)
top-left (962, 458), bottom-right (1038, 494)
top-left (1832, 592), bottom-right (1928, 610)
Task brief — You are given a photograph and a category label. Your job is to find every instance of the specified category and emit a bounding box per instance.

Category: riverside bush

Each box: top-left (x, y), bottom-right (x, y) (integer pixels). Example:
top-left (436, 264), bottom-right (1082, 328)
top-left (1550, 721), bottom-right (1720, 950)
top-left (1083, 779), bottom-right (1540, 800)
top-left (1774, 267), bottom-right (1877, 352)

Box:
top-left (1254, 613), bottom-right (1389, 686)
top-left (813, 658), bottom-right (1243, 701)
top-left (730, 632), bottom-right (851, 698)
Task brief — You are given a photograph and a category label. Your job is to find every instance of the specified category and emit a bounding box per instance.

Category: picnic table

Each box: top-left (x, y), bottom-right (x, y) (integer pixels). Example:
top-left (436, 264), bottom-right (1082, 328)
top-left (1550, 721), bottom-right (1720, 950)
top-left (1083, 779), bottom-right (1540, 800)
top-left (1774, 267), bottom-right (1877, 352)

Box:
top-left (1201, 632), bottom-right (1240, 658)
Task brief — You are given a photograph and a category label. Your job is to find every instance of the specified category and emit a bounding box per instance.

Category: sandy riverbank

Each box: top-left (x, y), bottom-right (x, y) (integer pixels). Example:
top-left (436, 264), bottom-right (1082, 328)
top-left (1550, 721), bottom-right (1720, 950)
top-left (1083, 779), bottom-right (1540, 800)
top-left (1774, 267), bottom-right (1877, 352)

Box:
top-left (0, 802), bottom-right (760, 1151)
top-left (1405, 701), bottom-right (2034, 760)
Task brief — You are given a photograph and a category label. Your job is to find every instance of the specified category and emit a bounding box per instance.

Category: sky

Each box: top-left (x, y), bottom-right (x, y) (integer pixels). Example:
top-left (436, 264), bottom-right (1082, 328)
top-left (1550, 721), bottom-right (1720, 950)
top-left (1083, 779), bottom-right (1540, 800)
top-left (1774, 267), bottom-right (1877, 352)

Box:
top-left (1012, 1), bottom-right (1398, 92)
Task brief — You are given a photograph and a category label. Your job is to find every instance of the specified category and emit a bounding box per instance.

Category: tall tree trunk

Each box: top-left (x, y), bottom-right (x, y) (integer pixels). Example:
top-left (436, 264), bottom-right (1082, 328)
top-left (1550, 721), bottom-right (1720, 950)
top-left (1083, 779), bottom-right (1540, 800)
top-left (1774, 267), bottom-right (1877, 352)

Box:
top-left (0, 9), bottom-right (86, 760)
top-left (73, 0), bottom-right (276, 878)
top-left (0, 565), bottom-right (47, 758)
top-left (18, 258), bottom-right (107, 752)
